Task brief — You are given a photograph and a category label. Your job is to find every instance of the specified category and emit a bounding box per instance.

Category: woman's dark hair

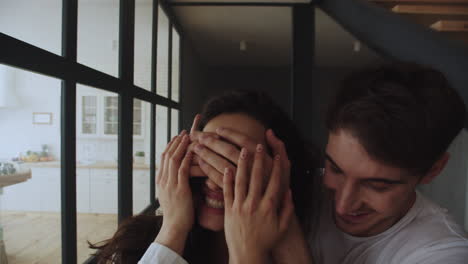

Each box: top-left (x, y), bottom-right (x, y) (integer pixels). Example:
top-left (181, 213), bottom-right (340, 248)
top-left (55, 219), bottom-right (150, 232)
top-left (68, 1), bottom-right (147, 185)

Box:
top-left (326, 63), bottom-right (466, 176)
top-left (90, 89), bottom-right (322, 263)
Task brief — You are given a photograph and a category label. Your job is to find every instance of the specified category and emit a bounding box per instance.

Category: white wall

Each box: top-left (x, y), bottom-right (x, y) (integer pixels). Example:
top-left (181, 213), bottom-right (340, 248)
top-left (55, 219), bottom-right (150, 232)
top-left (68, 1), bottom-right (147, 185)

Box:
top-left (0, 0), bottom-right (170, 164)
top-left (419, 130), bottom-right (468, 231)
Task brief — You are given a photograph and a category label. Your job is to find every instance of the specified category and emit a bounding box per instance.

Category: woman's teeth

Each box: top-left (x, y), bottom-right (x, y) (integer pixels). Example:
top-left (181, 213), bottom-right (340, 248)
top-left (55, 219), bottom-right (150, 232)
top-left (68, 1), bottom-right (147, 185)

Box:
top-left (205, 196), bottom-right (224, 209)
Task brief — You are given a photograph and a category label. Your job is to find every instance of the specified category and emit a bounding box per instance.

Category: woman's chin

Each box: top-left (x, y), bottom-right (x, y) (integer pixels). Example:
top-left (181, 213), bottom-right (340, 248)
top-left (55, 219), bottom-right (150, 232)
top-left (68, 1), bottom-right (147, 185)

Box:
top-left (197, 204), bottom-right (225, 231)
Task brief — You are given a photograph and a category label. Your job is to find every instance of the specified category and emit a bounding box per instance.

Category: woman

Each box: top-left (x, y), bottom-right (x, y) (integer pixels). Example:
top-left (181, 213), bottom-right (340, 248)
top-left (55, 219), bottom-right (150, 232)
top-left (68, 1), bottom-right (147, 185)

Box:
top-left (90, 90), bottom-right (322, 263)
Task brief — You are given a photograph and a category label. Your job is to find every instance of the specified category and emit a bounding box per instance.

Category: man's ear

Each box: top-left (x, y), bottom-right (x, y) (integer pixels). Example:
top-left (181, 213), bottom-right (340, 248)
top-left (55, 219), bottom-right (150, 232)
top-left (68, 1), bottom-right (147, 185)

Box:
top-left (420, 152), bottom-right (450, 184)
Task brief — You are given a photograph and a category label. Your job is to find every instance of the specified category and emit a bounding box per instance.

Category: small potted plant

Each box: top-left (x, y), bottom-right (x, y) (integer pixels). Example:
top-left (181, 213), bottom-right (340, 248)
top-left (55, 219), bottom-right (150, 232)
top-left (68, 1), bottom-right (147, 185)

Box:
top-left (134, 151), bottom-right (145, 164)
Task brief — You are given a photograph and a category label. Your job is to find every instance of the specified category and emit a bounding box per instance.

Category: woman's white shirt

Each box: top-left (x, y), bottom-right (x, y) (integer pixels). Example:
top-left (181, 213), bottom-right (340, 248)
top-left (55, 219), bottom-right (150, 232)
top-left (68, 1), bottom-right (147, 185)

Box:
top-left (138, 243), bottom-right (188, 264)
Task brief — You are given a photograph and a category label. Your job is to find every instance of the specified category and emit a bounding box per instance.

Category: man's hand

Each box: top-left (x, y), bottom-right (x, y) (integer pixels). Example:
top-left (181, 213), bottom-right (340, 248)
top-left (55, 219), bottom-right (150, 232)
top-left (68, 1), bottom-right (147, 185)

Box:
top-left (191, 126), bottom-right (290, 188)
top-left (223, 145), bottom-right (294, 264)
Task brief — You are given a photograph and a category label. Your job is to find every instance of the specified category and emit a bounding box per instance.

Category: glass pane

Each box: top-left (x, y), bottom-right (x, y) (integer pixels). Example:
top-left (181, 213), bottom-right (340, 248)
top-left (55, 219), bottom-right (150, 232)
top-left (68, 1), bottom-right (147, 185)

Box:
top-left (133, 99), bottom-right (151, 214)
top-left (155, 105), bottom-right (168, 172)
top-left (156, 5), bottom-right (170, 97)
top-left (0, 65), bottom-right (62, 262)
top-left (82, 96), bottom-right (97, 134)
top-left (134, 109), bottom-right (142, 122)
top-left (104, 96), bottom-right (119, 135)
top-left (133, 99), bottom-right (144, 136)
top-left (0, 0), bottom-right (62, 55)
top-left (105, 96), bottom-right (118, 108)
top-left (77, 85), bottom-right (118, 263)
top-left (171, 28), bottom-right (180, 102)
top-left (78, 0), bottom-right (120, 77)
top-left (134, 0), bottom-right (153, 91)
top-left (171, 109), bottom-right (179, 138)
top-left (105, 123), bottom-right (118, 135)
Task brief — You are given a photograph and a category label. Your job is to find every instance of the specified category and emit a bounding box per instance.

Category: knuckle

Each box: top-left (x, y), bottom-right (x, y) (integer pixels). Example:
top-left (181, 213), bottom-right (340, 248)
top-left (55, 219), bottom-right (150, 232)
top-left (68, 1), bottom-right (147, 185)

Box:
top-left (226, 147), bottom-right (238, 159)
top-left (239, 137), bottom-right (248, 147)
top-left (169, 156), bottom-right (178, 164)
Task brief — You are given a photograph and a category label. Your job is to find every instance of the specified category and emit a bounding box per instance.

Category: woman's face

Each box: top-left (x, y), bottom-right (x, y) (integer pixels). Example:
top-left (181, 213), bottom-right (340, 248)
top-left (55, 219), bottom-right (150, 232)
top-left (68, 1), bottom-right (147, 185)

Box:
top-left (196, 113), bottom-right (267, 231)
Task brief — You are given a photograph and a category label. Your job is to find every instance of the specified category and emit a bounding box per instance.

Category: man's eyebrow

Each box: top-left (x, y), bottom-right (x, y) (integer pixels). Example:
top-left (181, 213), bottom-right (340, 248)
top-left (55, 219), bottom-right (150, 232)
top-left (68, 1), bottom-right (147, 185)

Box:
top-left (325, 153), bottom-right (344, 173)
top-left (363, 178), bottom-right (406, 185)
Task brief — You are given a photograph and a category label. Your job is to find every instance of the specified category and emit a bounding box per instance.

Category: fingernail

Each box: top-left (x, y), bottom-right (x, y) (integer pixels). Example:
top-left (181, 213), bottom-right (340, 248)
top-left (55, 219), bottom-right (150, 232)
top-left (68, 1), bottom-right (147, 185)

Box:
top-left (256, 144), bottom-right (263, 153)
top-left (199, 159), bottom-right (205, 166)
top-left (269, 129), bottom-right (276, 137)
top-left (275, 154), bottom-right (280, 160)
top-left (240, 148), bottom-right (247, 159)
top-left (216, 127), bottom-right (224, 134)
top-left (180, 130), bottom-right (187, 136)
top-left (224, 167), bottom-right (230, 176)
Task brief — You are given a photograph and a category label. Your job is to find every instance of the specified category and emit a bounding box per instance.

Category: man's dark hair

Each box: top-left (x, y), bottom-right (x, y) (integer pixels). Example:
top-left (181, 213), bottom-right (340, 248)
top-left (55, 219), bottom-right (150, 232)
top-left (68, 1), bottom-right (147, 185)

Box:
top-left (326, 63), bottom-right (466, 176)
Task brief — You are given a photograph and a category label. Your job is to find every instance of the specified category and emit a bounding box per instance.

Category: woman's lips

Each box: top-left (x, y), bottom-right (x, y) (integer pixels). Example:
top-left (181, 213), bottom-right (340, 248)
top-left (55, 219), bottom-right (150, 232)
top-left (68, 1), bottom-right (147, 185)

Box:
top-left (203, 186), bottom-right (225, 210)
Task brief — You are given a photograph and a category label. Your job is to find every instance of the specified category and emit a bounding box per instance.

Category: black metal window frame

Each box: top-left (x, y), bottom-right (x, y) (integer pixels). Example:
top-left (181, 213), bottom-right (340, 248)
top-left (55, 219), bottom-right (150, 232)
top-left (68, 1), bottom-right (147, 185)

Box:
top-left (0, 0), bottom-right (182, 263)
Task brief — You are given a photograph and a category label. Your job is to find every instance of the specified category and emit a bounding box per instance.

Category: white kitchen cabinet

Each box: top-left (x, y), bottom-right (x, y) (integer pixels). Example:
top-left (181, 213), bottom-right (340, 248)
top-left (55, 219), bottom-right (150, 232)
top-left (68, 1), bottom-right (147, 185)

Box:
top-left (1, 164), bottom-right (151, 214)
top-left (133, 170), bottom-right (151, 214)
top-left (38, 167), bottom-right (61, 212)
top-left (76, 168), bottom-right (90, 213)
top-left (89, 169), bottom-right (118, 214)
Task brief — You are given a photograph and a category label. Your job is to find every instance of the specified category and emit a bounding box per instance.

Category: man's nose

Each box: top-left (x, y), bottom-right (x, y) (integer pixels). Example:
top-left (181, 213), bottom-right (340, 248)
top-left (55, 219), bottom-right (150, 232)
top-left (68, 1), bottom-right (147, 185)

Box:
top-left (335, 181), bottom-right (361, 215)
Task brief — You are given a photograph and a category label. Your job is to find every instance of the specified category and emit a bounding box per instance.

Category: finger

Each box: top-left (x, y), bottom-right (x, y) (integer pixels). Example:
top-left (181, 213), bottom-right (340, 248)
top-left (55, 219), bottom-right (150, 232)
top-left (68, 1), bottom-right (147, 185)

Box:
top-left (190, 131), bottom-right (219, 143)
top-left (199, 134), bottom-right (240, 164)
top-left (168, 134), bottom-right (190, 186)
top-left (247, 144), bottom-right (265, 204)
top-left (264, 154), bottom-right (282, 207)
top-left (193, 143), bottom-right (236, 177)
top-left (158, 136), bottom-right (179, 185)
top-left (189, 166), bottom-right (206, 178)
top-left (190, 114), bottom-right (201, 134)
top-left (223, 167), bottom-right (234, 210)
top-left (178, 151), bottom-right (193, 187)
top-left (279, 189), bottom-right (294, 233)
top-left (266, 129), bottom-right (291, 187)
top-left (215, 127), bottom-right (257, 151)
top-left (198, 158), bottom-right (224, 187)
top-left (235, 148), bottom-right (249, 203)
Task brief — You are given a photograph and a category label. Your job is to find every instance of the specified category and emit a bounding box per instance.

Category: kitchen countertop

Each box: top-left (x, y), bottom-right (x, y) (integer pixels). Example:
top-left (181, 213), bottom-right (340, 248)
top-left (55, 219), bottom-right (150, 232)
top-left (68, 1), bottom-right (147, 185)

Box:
top-left (0, 171), bottom-right (32, 187)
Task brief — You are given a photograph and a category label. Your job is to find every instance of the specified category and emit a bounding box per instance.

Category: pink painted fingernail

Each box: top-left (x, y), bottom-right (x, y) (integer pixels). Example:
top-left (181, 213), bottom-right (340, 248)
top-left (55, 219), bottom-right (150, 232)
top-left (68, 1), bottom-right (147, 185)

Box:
top-left (240, 148), bottom-right (247, 159)
top-left (256, 144), bottom-right (263, 152)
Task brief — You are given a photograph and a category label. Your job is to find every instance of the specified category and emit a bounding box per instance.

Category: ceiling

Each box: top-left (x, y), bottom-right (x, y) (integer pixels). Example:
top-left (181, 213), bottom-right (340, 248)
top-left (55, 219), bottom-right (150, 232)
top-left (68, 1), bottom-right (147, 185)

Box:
top-left (371, 0), bottom-right (468, 45)
top-left (173, 6), bottom-right (293, 67)
top-left (172, 4), bottom-right (381, 68)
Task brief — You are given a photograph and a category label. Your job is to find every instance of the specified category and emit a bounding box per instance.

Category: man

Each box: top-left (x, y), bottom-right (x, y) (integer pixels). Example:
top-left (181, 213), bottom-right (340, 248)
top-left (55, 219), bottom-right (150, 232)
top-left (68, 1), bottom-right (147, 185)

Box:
top-left (191, 63), bottom-right (468, 263)
top-left (312, 63), bottom-right (468, 263)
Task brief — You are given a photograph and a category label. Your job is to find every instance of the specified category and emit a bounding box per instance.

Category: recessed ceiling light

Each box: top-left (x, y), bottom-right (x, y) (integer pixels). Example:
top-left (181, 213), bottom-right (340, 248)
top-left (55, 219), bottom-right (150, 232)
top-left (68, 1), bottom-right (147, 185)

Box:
top-left (240, 40), bottom-right (247, 51)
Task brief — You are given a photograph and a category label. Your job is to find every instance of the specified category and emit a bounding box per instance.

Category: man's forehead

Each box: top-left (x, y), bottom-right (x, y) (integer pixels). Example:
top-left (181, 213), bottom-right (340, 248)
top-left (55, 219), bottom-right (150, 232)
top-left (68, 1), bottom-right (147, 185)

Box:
top-left (326, 132), bottom-right (409, 181)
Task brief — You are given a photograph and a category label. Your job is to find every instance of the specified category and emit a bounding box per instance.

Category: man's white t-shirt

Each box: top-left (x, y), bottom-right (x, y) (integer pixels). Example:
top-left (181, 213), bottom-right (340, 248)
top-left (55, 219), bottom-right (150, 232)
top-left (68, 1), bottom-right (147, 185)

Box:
top-left (312, 191), bottom-right (468, 264)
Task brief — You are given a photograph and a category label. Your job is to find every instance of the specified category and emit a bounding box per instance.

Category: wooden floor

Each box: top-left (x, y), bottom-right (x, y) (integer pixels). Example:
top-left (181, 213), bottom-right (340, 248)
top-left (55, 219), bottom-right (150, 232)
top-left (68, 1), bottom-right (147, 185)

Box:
top-left (1, 211), bottom-right (117, 264)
